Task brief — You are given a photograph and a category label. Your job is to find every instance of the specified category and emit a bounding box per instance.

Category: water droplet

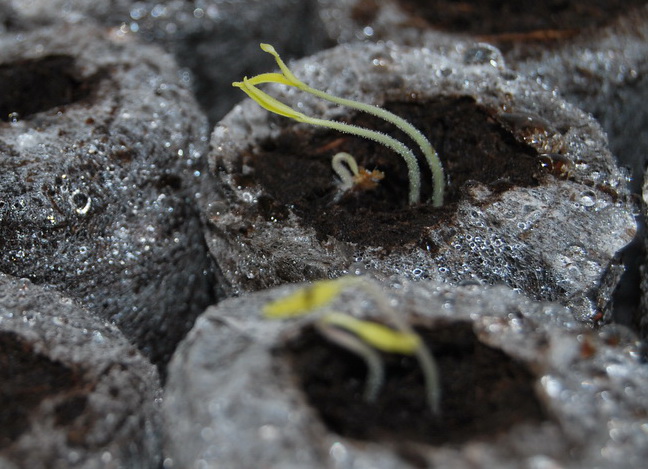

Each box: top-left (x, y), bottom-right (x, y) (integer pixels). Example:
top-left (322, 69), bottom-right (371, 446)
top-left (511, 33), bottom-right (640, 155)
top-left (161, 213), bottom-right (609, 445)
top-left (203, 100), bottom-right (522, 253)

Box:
top-left (463, 43), bottom-right (504, 67)
top-left (150, 4), bottom-right (167, 18)
top-left (579, 191), bottom-right (596, 208)
top-left (437, 67), bottom-right (453, 77)
top-left (538, 153), bottom-right (572, 178)
top-left (497, 112), bottom-right (565, 154)
top-left (329, 442), bottom-right (349, 464)
top-left (130, 6), bottom-right (147, 20)
top-left (70, 189), bottom-right (91, 215)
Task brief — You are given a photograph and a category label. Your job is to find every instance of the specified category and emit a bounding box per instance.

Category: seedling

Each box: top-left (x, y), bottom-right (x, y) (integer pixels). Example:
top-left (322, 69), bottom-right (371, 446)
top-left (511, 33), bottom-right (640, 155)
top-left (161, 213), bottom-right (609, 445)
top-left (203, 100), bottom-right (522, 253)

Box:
top-left (263, 276), bottom-right (441, 414)
top-left (331, 151), bottom-right (384, 194)
top-left (233, 44), bottom-right (445, 207)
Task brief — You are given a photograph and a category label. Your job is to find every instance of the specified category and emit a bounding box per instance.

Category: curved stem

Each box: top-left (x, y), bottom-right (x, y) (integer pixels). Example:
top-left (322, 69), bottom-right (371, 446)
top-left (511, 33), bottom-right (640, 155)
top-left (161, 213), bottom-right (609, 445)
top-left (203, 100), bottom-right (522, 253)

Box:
top-left (235, 77), bottom-right (421, 204)
top-left (357, 280), bottom-right (441, 414)
top-left (315, 320), bottom-right (385, 401)
top-left (307, 116), bottom-right (421, 205)
top-left (300, 86), bottom-right (444, 207)
top-left (331, 152), bottom-right (359, 190)
top-left (260, 43), bottom-right (445, 207)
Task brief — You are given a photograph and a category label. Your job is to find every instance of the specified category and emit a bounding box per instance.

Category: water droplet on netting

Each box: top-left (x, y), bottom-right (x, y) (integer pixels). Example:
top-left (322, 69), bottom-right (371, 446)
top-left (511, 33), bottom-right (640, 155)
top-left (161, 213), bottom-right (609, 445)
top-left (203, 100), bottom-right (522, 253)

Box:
top-left (437, 67), bottom-right (453, 77)
top-left (568, 244), bottom-right (587, 257)
top-left (130, 6), bottom-right (147, 20)
top-left (70, 190), bottom-right (91, 215)
top-left (370, 55), bottom-right (391, 67)
top-left (579, 191), bottom-right (596, 208)
top-left (498, 112), bottom-right (564, 154)
top-left (463, 43), bottom-right (504, 67)
top-left (538, 153), bottom-right (572, 178)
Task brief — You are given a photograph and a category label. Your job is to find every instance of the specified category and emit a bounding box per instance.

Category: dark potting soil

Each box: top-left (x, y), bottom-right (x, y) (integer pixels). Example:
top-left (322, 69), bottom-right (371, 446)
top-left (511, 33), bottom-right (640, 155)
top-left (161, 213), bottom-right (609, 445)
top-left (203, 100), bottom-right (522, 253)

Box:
top-left (395, 0), bottom-right (648, 37)
top-left (244, 97), bottom-right (562, 251)
top-left (0, 331), bottom-right (88, 449)
top-left (282, 321), bottom-right (547, 455)
top-left (0, 55), bottom-right (101, 122)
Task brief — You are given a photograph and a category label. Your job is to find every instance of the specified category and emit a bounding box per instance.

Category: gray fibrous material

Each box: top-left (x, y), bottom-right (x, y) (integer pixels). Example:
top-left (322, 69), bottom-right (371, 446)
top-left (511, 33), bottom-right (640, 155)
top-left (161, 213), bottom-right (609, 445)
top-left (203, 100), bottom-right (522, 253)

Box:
top-left (0, 24), bottom-right (215, 365)
top-left (163, 277), bottom-right (648, 468)
top-left (513, 10), bottom-right (648, 194)
top-left (0, 273), bottom-right (162, 469)
top-left (2, 0), bottom-right (332, 124)
top-left (206, 42), bottom-right (635, 324)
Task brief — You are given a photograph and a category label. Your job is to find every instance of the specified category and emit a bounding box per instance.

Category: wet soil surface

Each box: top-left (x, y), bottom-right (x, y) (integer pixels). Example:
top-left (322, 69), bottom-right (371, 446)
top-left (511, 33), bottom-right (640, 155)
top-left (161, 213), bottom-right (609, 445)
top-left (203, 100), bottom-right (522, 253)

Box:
top-left (244, 97), bottom-right (553, 251)
top-left (396, 0), bottom-right (648, 37)
top-left (282, 321), bottom-right (546, 457)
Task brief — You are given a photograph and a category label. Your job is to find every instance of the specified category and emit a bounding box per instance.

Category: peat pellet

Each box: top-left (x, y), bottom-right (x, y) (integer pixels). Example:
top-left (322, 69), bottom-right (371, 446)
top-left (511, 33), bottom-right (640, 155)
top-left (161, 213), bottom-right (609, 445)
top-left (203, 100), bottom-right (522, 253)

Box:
top-left (206, 42), bottom-right (635, 325)
top-left (164, 278), bottom-right (648, 468)
top-left (0, 273), bottom-right (162, 469)
top-left (0, 24), bottom-right (215, 366)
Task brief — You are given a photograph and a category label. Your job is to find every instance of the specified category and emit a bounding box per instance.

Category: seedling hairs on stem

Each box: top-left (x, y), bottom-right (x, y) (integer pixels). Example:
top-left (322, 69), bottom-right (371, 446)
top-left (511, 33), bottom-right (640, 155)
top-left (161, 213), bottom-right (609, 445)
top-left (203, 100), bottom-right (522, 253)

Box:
top-left (233, 44), bottom-right (445, 207)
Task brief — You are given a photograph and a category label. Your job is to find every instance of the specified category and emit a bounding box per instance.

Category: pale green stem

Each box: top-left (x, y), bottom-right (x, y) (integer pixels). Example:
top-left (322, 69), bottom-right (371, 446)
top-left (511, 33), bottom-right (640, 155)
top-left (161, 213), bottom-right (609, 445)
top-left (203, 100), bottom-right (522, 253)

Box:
top-left (414, 343), bottom-right (442, 414)
top-left (306, 115), bottom-right (421, 205)
top-left (299, 85), bottom-right (444, 207)
top-left (311, 276), bottom-right (441, 413)
top-left (315, 320), bottom-right (385, 401)
top-left (356, 280), bottom-right (441, 414)
top-left (235, 77), bottom-right (421, 204)
top-left (260, 43), bottom-right (445, 207)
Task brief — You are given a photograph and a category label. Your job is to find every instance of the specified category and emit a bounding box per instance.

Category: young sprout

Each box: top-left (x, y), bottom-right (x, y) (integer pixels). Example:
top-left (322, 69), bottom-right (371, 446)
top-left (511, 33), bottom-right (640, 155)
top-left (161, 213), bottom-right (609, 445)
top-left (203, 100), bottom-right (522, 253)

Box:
top-left (316, 312), bottom-right (421, 401)
top-left (262, 276), bottom-right (441, 414)
top-left (331, 152), bottom-right (384, 192)
top-left (232, 44), bottom-right (445, 207)
top-left (314, 318), bottom-right (385, 401)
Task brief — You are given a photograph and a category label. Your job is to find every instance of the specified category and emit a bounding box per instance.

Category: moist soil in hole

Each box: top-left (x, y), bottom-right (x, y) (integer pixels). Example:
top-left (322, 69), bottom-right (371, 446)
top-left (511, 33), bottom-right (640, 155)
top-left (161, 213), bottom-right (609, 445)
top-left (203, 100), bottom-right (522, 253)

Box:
top-left (396, 0), bottom-right (648, 36)
top-left (0, 331), bottom-right (86, 449)
top-left (245, 96), bottom-right (548, 251)
top-left (0, 55), bottom-right (99, 122)
top-left (282, 321), bottom-right (546, 448)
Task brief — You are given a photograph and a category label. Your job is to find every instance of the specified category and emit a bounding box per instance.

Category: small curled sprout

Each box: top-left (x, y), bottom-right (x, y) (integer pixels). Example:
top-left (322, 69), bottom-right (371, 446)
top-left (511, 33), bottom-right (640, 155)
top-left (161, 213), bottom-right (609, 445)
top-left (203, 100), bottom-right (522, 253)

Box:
top-left (331, 152), bottom-right (384, 192)
top-left (262, 276), bottom-right (441, 414)
top-left (233, 43), bottom-right (445, 207)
